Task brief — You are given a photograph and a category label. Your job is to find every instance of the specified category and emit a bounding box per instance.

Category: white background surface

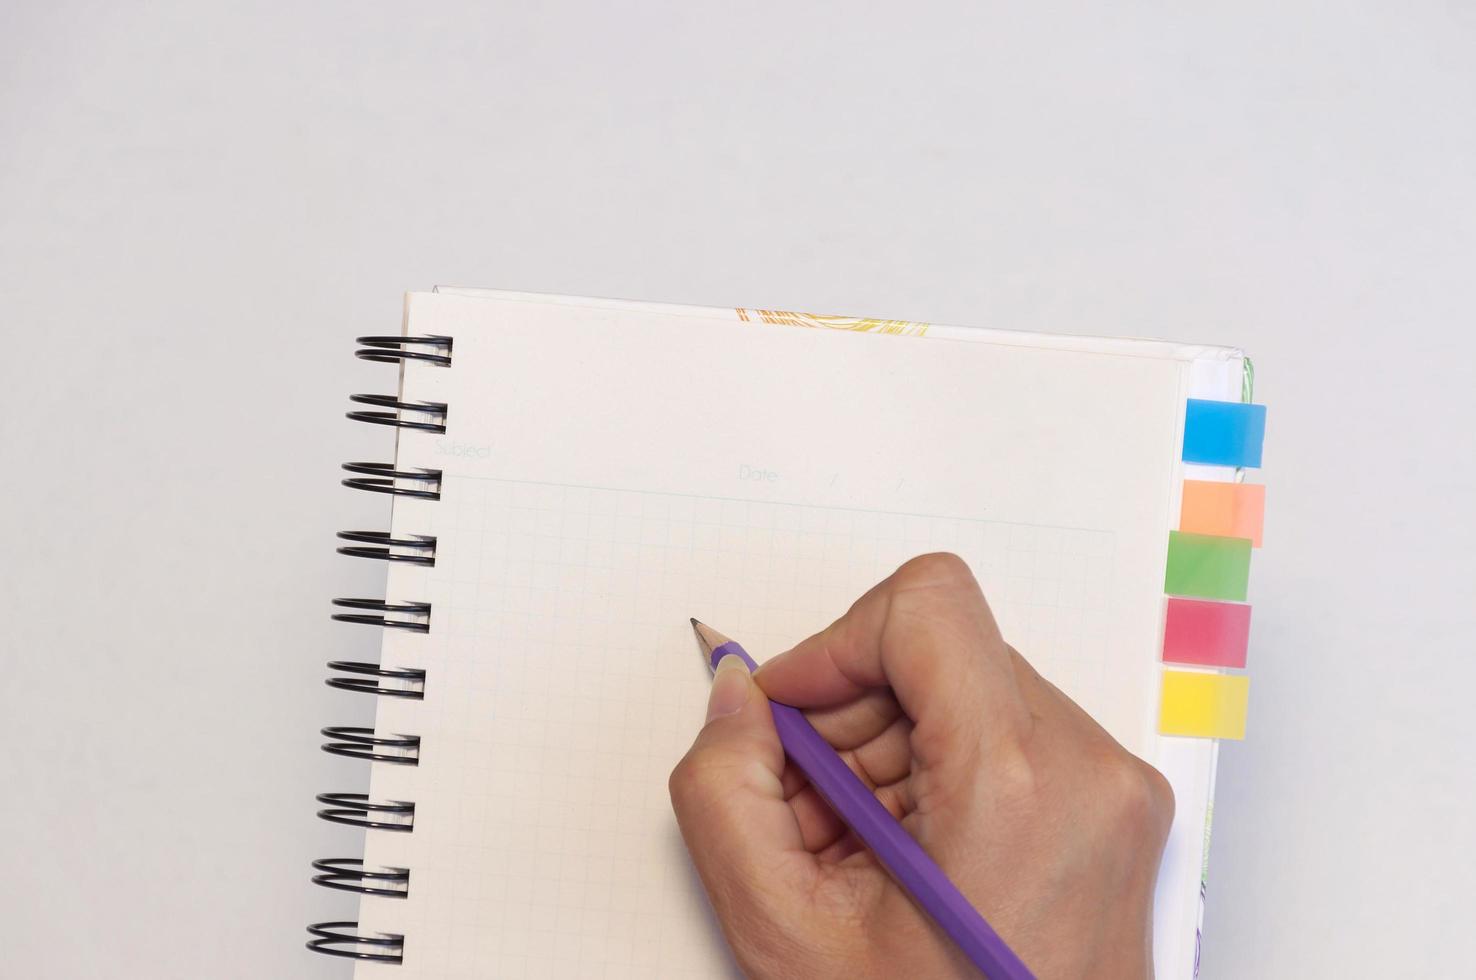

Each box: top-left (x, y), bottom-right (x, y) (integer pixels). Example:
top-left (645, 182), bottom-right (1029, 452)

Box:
top-left (1, 3), bottom-right (1471, 977)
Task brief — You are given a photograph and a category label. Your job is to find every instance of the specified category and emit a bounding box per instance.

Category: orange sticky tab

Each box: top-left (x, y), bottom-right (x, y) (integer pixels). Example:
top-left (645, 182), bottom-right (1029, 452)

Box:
top-left (1180, 480), bottom-right (1265, 547)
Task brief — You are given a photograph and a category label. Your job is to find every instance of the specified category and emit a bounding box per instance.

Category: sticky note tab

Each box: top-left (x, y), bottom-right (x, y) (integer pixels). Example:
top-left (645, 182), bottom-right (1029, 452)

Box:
top-left (1165, 531), bottom-right (1251, 601)
top-left (1182, 399), bottom-right (1266, 468)
top-left (1180, 480), bottom-right (1265, 547)
top-left (1159, 670), bottom-right (1250, 739)
top-left (1162, 598), bottom-right (1251, 668)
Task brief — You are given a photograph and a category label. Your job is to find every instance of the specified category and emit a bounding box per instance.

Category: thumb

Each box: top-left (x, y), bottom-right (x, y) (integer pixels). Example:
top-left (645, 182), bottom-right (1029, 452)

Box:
top-left (669, 656), bottom-right (810, 920)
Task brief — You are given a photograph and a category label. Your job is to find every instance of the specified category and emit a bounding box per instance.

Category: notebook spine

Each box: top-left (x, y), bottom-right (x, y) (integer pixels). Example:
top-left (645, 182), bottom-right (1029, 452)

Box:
top-left (308, 334), bottom-right (452, 965)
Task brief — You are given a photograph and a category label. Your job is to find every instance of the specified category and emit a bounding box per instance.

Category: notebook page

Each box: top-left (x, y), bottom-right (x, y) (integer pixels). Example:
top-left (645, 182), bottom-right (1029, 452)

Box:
top-left (355, 291), bottom-right (1193, 978)
top-left (434, 286), bottom-right (1241, 980)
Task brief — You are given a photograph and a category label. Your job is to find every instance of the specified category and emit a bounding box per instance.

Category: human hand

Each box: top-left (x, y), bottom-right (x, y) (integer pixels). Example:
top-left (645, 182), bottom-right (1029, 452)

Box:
top-left (669, 553), bottom-right (1174, 979)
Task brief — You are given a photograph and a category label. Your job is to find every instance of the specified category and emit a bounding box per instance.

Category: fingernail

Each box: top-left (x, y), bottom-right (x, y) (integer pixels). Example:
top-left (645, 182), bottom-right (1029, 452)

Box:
top-left (705, 655), bottom-right (750, 723)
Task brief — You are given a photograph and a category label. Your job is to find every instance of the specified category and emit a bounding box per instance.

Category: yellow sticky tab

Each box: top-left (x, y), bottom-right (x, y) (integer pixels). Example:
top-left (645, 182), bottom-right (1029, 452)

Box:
top-left (1158, 670), bottom-right (1250, 740)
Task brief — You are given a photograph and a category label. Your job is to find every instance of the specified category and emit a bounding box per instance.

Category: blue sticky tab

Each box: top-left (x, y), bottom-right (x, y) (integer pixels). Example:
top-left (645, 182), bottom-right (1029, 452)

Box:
top-left (1182, 399), bottom-right (1266, 468)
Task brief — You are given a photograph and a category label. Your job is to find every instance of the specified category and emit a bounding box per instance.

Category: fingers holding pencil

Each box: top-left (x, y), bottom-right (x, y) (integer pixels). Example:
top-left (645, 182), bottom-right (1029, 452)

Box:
top-left (757, 552), bottom-right (1034, 771)
top-left (670, 553), bottom-right (1174, 980)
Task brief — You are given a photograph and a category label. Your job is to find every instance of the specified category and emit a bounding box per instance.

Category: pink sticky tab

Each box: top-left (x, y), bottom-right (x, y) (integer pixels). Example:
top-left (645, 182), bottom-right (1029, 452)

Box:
top-left (1162, 597), bottom-right (1251, 668)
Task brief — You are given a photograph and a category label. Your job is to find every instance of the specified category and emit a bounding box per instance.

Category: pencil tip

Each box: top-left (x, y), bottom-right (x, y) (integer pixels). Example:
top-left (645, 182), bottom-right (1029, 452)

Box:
top-left (690, 617), bottom-right (700, 628)
top-left (690, 620), bottom-right (732, 657)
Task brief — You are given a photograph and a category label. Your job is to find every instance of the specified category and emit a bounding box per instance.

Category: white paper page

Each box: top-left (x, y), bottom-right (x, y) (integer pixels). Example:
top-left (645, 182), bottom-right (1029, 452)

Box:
top-left (434, 286), bottom-right (1239, 980)
top-left (434, 286), bottom-right (1238, 980)
top-left (354, 291), bottom-right (1194, 978)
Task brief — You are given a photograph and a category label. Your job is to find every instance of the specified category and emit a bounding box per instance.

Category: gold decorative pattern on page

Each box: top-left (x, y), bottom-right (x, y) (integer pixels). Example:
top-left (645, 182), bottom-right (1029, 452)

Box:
top-left (735, 308), bottom-right (929, 336)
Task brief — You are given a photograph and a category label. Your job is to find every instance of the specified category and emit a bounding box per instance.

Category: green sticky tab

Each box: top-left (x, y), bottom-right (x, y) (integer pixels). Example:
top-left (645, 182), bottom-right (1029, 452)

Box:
top-left (1165, 531), bottom-right (1251, 601)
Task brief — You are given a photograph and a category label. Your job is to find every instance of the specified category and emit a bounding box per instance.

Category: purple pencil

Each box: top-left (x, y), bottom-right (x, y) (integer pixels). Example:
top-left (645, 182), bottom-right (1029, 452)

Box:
top-left (690, 620), bottom-right (1035, 980)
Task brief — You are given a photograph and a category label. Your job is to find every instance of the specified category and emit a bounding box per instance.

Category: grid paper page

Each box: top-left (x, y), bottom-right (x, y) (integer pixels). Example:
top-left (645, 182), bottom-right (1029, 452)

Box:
top-left (354, 292), bottom-right (1192, 978)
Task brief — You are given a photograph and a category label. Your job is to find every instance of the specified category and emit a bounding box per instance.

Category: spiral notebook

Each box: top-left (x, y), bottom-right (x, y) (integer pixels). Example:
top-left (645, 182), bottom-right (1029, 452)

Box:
top-left (309, 288), bottom-right (1266, 978)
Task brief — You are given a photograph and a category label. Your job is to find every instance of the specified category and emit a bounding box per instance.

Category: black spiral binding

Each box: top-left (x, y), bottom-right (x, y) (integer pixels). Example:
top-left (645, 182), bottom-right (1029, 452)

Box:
top-left (330, 598), bottom-right (432, 632)
top-left (341, 462), bottom-right (443, 500)
top-left (313, 859), bottom-right (411, 898)
top-left (347, 394), bottom-right (449, 433)
top-left (337, 531), bottom-right (437, 566)
top-left (317, 793), bottom-right (416, 832)
top-left (355, 335), bottom-right (453, 366)
top-left (321, 727), bottom-right (421, 765)
top-left (310, 335), bottom-right (451, 966)
top-left (307, 922), bottom-right (405, 964)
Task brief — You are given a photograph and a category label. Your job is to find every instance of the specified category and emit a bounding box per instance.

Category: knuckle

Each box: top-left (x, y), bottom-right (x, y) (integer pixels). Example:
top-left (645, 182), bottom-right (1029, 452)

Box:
top-left (1097, 752), bottom-right (1176, 838)
top-left (989, 743), bottom-right (1041, 805)
top-left (1142, 761), bottom-right (1176, 828)
top-left (667, 746), bottom-right (731, 812)
top-left (667, 751), bottom-right (702, 807)
top-left (893, 552), bottom-right (978, 592)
